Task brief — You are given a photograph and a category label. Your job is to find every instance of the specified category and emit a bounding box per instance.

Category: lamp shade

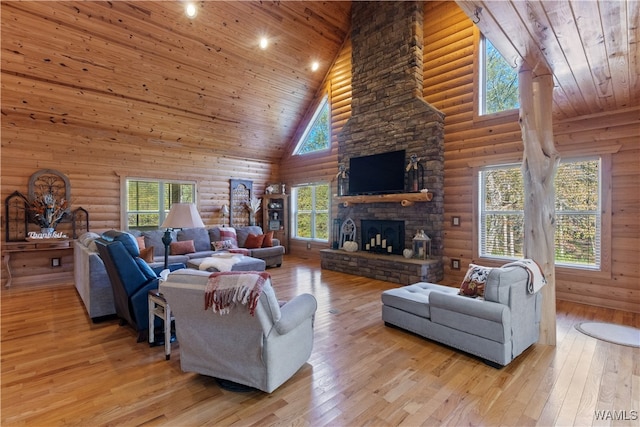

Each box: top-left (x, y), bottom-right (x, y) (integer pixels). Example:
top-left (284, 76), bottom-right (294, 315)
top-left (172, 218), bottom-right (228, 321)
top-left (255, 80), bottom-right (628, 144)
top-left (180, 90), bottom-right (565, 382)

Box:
top-left (161, 203), bottom-right (205, 229)
top-left (221, 204), bottom-right (229, 216)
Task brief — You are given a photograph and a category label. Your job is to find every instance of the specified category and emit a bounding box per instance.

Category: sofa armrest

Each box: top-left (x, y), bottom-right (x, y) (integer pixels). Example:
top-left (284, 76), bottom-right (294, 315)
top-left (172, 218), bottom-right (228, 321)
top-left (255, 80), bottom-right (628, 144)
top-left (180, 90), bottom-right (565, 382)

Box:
top-left (274, 294), bottom-right (317, 335)
top-left (429, 292), bottom-right (508, 323)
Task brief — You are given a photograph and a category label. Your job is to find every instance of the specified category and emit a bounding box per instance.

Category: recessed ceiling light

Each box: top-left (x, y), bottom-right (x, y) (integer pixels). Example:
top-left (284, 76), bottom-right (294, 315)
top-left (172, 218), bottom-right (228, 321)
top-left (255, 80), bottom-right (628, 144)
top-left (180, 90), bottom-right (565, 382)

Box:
top-left (185, 3), bottom-right (197, 18)
top-left (311, 61), bottom-right (320, 72)
top-left (259, 37), bottom-right (269, 50)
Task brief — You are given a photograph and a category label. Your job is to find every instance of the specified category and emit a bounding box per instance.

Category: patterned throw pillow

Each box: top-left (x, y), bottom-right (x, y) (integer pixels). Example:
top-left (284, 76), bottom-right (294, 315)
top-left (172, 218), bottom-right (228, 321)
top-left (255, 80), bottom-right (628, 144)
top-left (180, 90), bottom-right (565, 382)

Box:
top-left (212, 239), bottom-right (237, 251)
top-left (244, 233), bottom-right (265, 249)
top-left (218, 227), bottom-right (238, 247)
top-left (139, 246), bottom-right (155, 263)
top-left (459, 264), bottom-right (493, 297)
top-left (170, 240), bottom-right (195, 255)
top-left (262, 231), bottom-right (274, 248)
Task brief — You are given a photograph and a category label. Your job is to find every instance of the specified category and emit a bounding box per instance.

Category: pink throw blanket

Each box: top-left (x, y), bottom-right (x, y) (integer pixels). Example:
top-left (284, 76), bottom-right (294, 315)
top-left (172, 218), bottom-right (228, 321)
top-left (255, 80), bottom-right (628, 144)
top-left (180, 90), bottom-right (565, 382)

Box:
top-left (204, 271), bottom-right (270, 315)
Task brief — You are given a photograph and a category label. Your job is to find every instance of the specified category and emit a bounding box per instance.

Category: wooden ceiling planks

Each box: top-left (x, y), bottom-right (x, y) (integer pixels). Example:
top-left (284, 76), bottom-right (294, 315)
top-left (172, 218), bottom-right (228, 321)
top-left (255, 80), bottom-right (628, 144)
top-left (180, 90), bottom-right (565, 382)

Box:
top-left (456, 0), bottom-right (639, 121)
top-left (2, 1), bottom-right (351, 162)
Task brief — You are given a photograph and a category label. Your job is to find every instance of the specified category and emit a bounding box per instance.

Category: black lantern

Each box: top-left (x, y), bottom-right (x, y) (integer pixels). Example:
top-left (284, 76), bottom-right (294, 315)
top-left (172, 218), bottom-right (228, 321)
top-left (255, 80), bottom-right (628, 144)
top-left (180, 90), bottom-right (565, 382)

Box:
top-left (332, 218), bottom-right (342, 249)
top-left (406, 154), bottom-right (424, 193)
top-left (336, 164), bottom-right (349, 196)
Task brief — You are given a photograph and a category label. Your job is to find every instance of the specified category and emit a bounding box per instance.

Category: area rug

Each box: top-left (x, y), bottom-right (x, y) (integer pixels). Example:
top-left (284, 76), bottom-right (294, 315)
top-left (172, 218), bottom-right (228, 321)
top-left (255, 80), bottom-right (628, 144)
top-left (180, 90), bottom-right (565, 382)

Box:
top-left (575, 322), bottom-right (640, 348)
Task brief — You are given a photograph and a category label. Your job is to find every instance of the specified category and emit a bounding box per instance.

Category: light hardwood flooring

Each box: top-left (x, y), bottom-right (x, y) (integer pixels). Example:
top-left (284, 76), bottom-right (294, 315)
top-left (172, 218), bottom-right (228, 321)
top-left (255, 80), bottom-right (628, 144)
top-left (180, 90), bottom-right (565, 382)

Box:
top-left (1, 256), bottom-right (638, 426)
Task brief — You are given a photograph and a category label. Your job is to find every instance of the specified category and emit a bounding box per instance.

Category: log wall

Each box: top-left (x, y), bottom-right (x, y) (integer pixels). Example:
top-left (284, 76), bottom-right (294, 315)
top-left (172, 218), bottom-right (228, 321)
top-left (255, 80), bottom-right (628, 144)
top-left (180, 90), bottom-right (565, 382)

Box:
top-left (2, 2), bottom-right (638, 313)
top-left (282, 1), bottom-right (639, 313)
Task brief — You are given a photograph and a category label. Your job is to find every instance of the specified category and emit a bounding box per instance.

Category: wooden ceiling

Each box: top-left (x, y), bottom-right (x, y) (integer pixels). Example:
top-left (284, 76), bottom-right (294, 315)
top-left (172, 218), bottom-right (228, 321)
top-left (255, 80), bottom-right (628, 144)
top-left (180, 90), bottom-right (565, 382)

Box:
top-left (1, 1), bottom-right (351, 162)
top-left (456, 0), bottom-right (640, 120)
top-left (1, 1), bottom-right (637, 162)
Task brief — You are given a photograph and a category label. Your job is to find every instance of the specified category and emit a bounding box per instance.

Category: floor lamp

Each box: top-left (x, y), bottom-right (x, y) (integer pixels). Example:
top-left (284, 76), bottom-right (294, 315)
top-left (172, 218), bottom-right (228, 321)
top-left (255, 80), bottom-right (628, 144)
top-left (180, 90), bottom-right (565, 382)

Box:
top-left (160, 203), bottom-right (205, 269)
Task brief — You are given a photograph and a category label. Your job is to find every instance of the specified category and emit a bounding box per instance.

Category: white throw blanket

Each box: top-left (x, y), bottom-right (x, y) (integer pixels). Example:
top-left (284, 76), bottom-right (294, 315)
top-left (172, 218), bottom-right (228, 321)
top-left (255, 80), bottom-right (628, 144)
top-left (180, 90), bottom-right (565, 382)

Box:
top-left (502, 259), bottom-right (547, 294)
top-left (198, 255), bottom-right (242, 272)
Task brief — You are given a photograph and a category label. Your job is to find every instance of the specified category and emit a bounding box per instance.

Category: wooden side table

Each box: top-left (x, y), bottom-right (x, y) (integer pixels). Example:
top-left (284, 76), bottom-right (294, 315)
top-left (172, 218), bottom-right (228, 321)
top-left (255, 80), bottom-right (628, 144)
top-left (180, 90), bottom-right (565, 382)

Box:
top-left (148, 290), bottom-right (173, 360)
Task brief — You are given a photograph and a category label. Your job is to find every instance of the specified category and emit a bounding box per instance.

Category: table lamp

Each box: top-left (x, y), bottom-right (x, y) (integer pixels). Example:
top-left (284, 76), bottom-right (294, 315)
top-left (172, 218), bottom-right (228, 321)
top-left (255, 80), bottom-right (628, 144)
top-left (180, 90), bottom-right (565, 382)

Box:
top-left (161, 203), bottom-right (205, 269)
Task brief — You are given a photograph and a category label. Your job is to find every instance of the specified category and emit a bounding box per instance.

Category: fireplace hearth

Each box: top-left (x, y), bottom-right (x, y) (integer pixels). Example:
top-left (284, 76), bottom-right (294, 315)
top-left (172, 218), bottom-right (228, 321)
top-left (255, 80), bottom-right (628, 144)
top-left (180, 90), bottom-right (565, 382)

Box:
top-left (361, 220), bottom-right (404, 255)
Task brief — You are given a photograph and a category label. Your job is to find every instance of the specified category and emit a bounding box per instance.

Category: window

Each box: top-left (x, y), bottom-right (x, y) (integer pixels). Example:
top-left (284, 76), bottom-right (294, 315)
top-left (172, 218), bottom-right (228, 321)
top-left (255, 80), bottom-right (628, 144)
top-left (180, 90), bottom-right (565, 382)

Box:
top-left (479, 35), bottom-right (519, 115)
top-left (126, 179), bottom-right (195, 230)
top-left (293, 95), bottom-right (330, 155)
top-left (479, 158), bottom-right (601, 268)
top-left (291, 183), bottom-right (329, 241)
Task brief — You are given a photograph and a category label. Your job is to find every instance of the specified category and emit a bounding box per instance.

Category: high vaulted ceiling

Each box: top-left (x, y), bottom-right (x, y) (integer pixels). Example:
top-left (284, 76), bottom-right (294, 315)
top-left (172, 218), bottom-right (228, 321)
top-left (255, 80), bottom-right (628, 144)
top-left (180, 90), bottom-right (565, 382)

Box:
top-left (456, 0), bottom-right (639, 120)
top-left (2, 1), bottom-right (637, 163)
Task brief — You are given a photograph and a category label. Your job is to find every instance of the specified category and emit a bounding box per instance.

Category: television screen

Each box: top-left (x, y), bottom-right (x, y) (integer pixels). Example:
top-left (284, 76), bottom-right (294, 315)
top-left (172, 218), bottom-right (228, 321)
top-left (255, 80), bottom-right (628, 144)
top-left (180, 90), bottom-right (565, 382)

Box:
top-left (348, 149), bottom-right (406, 195)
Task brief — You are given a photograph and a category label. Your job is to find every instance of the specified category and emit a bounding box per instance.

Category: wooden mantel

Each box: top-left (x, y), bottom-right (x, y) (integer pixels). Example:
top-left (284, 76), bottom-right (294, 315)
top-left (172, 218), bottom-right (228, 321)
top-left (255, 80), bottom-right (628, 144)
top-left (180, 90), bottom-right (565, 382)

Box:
top-left (336, 192), bottom-right (432, 207)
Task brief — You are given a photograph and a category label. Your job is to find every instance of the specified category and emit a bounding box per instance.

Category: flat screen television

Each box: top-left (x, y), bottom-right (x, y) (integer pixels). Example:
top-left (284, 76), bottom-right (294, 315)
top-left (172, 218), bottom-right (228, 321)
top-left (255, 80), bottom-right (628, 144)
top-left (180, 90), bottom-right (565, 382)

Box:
top-left (348, 149), bottom-right (406, 195)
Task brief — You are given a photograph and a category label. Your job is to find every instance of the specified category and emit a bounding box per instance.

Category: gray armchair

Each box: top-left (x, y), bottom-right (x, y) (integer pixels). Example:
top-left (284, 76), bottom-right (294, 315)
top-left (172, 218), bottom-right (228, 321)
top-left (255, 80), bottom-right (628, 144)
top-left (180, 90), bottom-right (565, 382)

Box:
top-left (159, 269), bottom-right (317, 393)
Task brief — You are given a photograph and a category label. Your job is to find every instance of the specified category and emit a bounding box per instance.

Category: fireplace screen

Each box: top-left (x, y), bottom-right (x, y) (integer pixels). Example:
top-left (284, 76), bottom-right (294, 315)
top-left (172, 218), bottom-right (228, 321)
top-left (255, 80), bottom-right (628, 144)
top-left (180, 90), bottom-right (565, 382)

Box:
top-left (361, 220), bottom-right (405, 255)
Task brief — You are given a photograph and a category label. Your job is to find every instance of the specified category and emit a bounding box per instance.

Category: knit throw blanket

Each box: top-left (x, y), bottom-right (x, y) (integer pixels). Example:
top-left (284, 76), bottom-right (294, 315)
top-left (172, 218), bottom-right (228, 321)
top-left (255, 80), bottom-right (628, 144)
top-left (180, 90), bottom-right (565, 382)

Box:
top-left (204, 271), bottom-right (270, 315)
top-left (502, 259), bottom-right (547, 294)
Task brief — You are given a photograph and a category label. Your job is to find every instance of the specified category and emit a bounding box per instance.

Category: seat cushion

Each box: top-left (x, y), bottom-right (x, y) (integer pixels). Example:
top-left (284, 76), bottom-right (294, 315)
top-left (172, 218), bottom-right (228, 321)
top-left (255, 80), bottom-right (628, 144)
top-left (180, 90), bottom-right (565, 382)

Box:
top-left (381, 282), bottom-right (458, 319)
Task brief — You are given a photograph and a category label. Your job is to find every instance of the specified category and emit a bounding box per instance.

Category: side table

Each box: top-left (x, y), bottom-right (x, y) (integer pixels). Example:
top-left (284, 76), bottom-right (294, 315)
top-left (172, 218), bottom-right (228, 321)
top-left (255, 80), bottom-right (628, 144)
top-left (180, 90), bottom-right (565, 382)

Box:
top-left (148, 290), bottom-right (173, 360)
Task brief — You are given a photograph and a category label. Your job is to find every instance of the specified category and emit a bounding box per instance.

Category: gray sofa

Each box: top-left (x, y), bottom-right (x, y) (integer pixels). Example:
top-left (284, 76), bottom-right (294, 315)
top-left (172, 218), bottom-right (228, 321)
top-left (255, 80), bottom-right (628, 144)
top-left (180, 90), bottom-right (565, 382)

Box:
top-left (381, 264), bottom-right (542, 366)
top-left (73, 226), bottom-right (284, 321)
top-left (130, 226), bottom-right (285, 268)
top-left (74, 232), bottom-right (116, 320)
top-left (160, 269), bottom-right (317, 393)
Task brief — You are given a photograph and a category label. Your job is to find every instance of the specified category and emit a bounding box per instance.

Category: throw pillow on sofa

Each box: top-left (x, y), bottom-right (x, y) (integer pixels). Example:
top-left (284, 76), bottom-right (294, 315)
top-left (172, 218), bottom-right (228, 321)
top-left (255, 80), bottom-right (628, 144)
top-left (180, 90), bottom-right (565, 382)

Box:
top-left (218, 227), bottom-right (239, 247)
top-left (171, 240), bottom-right (195, 255)
top-left (244, 233), bottom-right (265, 249)
top-left (459, 264), bottom-right (493, 297)
top-left (139, 246), bottom-right (155, 263)
top-left (212, 239), bottom-right (237, 251)
top-left (262, 231), bottom-right (274, 247)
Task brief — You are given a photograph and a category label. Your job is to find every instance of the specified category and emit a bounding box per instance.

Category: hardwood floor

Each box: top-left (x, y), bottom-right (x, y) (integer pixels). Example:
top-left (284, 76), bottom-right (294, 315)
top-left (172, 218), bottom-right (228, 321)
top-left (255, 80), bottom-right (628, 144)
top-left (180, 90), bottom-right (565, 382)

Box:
top-left (2, 255), bottom-right (638, 426)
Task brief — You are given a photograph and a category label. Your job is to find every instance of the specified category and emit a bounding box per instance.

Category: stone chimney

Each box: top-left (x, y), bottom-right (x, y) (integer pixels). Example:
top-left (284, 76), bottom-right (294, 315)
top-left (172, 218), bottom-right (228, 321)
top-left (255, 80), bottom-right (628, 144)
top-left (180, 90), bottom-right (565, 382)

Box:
top-left (337, 1), bottom-right (445, 257)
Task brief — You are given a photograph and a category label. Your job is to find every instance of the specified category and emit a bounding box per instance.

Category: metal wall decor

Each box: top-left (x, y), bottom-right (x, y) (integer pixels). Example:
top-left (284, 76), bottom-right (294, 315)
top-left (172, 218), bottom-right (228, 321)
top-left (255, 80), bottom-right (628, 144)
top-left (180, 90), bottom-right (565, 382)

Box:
top-left (229, 179), bottom-right (253, 227)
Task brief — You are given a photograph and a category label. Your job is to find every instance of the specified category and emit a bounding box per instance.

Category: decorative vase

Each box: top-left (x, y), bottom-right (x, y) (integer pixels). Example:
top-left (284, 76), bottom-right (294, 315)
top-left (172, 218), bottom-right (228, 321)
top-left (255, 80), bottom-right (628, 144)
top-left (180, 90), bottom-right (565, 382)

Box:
top-left (403, 249), bottom-right (414, 259)
top-left (41, 227), bottom-right (54, 236)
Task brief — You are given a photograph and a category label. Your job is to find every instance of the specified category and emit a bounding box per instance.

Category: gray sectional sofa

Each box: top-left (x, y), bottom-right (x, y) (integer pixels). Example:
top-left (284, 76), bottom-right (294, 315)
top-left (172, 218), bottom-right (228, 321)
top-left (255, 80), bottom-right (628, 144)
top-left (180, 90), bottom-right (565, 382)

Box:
top-left (74, 226), bottom-right (285, 321)
top-left (381, 264), bottom-right (543, 367)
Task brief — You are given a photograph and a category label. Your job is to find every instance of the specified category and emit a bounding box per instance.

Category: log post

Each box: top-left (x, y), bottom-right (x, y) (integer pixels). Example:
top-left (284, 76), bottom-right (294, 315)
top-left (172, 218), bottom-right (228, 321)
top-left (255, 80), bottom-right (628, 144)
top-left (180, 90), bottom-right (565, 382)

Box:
top-left (518, 63), bottom-right (559, 346)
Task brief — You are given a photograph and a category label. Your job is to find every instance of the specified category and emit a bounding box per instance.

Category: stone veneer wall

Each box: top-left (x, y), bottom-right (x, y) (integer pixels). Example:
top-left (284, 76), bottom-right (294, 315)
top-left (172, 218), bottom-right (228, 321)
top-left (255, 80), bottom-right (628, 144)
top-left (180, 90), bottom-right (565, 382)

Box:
top-left (336, 1), bottom-right (445, 256)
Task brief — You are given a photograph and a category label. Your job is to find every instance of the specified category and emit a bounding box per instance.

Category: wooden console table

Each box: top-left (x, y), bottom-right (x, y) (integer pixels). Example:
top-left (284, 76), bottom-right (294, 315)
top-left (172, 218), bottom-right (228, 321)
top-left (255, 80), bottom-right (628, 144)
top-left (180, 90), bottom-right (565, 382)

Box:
top-left (2, 239), bottom-right (73, 288)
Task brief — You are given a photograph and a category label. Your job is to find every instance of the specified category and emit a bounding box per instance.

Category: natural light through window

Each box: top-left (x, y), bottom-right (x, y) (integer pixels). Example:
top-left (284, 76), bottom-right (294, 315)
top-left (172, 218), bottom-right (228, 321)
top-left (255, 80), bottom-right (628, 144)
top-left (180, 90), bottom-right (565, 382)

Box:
top-left (293, 95), bottom-right (330, 155)
top-left (479, 35), bottom-right (519, 115)
top-left (291, 183), bottom-right (329, 241)
top-left (478, 158), bottom-right (601, 268)
top-left (126, 179), bottom-right (195, 230)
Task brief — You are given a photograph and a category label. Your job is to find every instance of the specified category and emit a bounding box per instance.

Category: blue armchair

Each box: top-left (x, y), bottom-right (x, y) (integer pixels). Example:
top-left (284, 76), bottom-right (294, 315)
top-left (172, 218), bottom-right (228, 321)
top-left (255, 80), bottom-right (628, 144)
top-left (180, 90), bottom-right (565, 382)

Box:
top-left (95, 230), bottom-right (175, 342)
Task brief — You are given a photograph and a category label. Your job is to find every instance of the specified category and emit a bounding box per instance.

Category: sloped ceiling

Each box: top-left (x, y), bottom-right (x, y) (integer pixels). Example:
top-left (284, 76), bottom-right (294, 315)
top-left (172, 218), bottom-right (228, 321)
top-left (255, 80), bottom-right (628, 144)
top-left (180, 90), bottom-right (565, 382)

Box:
top-left (456, 0), bottom-right (639, 120)
top-left (2, 1), bottom-right (637, 163)
top-left (1, 1), bottom-right (351, 162)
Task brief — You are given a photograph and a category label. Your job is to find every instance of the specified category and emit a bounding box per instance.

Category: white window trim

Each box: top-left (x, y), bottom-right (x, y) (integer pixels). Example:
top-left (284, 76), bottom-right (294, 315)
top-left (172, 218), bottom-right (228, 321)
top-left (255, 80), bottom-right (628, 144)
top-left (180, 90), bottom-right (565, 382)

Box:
top-left (292, 94), bottom-right (331, 156)
top-left (472, 155), bottom-right (612, 279)
top-left (291, 183), bottom-right (330, 242)
top-left (121, 177), bottom-right (198, 230)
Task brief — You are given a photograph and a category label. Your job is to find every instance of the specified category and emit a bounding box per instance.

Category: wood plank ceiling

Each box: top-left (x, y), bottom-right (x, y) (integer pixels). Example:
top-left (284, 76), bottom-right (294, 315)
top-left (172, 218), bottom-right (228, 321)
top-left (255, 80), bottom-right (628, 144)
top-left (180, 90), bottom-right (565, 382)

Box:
top-left (2, 1), bottom-right (637, 163)
top-left (456, 0), bottom-right (640, 121)
top-left (1, 1), bottom-right (351, 162)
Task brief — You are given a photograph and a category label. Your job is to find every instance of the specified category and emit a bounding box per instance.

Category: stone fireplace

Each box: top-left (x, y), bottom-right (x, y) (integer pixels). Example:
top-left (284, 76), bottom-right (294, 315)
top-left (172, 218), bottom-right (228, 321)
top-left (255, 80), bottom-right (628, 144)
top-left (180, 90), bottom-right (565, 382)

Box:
top-left (321, 1), bottom-right (445, 285)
